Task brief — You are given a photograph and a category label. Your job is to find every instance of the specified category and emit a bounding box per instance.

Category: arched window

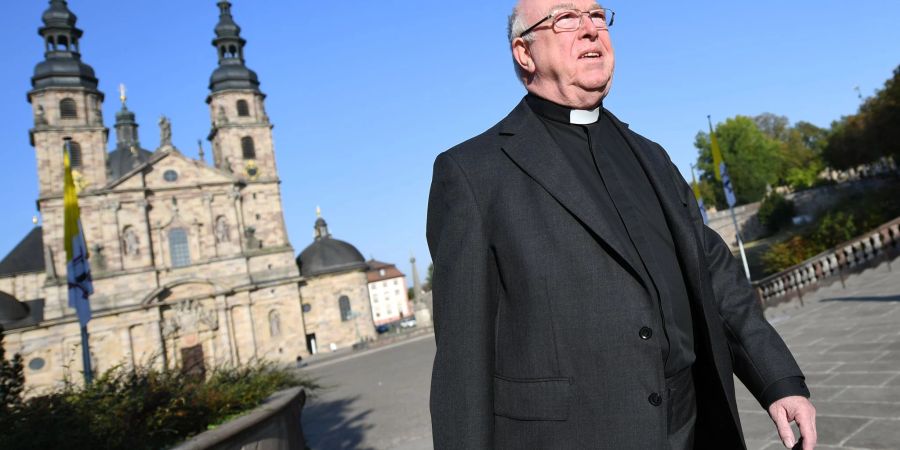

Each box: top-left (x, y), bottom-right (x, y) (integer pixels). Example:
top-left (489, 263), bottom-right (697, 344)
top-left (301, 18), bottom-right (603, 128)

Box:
top-left (338, 296), bottom-right (352, 322)
top-left (241, 136), bottom-right (256, 160)
top-left (236, 100), bottom-right (250, 117)
top-left (60, 98), bottom-right (77, 119)
top-left (68, 141), bottom-right (83, 168)
top-left (168, 228), bottom-right (191, 268)
top-left (57, 35), bottom-right (69, 51)
top-left (269, 310), bottom-right (282, 337)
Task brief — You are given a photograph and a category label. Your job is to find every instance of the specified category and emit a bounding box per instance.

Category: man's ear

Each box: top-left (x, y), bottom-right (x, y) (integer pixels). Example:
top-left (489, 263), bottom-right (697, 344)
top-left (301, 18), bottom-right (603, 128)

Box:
top-left (512, 38), bottom-right (535, 74)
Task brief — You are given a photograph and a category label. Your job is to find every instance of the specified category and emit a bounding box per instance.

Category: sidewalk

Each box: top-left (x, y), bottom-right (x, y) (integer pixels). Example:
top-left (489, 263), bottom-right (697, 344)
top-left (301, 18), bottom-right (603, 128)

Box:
top-left (739, 259), bottom-right (900, 449)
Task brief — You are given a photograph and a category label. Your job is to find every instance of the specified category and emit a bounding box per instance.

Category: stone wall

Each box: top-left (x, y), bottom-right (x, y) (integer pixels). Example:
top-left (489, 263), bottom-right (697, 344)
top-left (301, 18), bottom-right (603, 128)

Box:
top-left (171, 388), bottom-right (307, 450)
top-left (299, 269), bottom-right (377, 354)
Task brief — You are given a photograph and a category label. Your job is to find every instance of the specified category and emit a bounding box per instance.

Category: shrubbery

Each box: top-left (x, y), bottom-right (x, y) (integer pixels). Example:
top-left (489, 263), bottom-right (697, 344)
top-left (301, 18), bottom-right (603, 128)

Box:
top-left (0, 344), bottom-right (318, 450)
top-left (757, 192), bottom-right (796, 235)
top-left (761, 181), bottom-right (900, 273)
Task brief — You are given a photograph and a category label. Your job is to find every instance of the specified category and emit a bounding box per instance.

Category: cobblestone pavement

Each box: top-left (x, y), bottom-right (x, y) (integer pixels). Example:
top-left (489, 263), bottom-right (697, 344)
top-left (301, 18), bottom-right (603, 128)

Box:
top-left (740, 258), bottom-right (900, 450)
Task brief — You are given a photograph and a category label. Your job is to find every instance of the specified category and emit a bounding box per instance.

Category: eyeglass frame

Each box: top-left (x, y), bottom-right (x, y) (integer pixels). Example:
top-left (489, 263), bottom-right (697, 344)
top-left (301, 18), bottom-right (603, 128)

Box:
top-left (518, 7), bottom-right (615, 38)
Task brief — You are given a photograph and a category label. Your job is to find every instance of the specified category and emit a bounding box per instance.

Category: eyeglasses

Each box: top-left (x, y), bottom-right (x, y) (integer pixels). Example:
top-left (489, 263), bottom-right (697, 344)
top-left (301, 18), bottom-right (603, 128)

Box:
top-left (519, 7), bottom-right (615, 38)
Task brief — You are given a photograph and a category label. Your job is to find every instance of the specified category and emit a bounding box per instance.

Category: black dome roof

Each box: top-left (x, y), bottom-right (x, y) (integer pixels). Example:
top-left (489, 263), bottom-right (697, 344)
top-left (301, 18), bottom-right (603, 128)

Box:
top-left (32, 56), bottom-right (98, 91)
top-left (0, 291), bottom-right (29, 325)
top-left (209, 63), bottom-right (260, 93)
top-left (296, 214), bottom-right (366, 277)
top-left (297, 237), bottom-right (367, 277)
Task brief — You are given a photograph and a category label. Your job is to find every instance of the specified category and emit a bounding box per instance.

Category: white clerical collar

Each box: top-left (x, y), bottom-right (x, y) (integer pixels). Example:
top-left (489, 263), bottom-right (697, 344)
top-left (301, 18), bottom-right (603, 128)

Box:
top-left (569, 107), bottom-right (601, 125)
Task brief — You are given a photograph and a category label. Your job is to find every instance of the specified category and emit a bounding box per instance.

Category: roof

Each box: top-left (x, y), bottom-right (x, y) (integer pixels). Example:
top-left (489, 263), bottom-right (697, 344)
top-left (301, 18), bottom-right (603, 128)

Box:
top-left (0, 291), bottom-right (30, 325)
top-left (107, 146), bottom-right (153, 181)
top-left (0, 227), bottom-right (45, 277)
top-left (366, 259), bottom-right (406, 283)
top-left (0, 298), bottom-right (44, 330)
top-left (296, 238), bottom-right (367, 278)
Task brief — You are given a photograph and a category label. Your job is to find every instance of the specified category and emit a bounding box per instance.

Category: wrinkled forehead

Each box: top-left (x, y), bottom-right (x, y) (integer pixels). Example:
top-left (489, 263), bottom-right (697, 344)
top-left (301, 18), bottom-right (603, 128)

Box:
top-left (518, 0), bottom-right (603, 20)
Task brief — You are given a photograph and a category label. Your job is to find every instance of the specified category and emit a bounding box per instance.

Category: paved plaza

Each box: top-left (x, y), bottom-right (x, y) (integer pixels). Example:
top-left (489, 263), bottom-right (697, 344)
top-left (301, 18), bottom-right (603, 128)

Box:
top-left (740, 258), bottom-right (900, 450)
top-left (299, 258), bottom-right (899, 449)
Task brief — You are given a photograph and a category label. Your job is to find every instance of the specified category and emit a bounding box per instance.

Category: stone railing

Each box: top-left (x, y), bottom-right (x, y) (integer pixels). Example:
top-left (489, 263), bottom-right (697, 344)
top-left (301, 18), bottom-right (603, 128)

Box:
top-left (171, 387), bottom-right (308, 450)
top-left (753, 216), bottom-right (900, 308)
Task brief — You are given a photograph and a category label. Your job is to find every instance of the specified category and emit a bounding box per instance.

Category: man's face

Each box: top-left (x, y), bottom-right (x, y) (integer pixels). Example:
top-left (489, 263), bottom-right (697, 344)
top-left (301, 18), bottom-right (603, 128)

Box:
top-left (515, 0), bottom-right (615, 108)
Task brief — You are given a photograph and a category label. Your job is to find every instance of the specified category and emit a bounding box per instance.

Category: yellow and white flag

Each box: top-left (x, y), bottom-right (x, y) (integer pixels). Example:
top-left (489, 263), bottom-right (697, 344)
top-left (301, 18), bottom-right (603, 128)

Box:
top-left (64, 140), bottom-right (93, 326)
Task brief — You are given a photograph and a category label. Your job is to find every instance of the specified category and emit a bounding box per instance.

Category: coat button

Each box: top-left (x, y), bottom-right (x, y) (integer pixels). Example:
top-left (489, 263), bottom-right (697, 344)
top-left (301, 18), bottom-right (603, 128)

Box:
top-left (639, 327), bottom-right (653, 340)
top-left (648, 392), bottom-right (662, 406)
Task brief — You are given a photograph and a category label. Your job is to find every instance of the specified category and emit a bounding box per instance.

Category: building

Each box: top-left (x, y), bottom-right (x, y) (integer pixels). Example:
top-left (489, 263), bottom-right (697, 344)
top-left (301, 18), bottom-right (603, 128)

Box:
top-left (0, 1), bottom-right (310, 392)
top-left (365, 260), bottom-right (410, 326)
top-left (295, 211), bottom-right (376, 354)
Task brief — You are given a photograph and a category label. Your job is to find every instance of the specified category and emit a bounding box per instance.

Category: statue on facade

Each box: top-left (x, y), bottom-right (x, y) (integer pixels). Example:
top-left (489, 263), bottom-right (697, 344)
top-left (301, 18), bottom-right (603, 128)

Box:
top-left (214, 216), bottom-right (230, 243)
top-left (217, 106), bottom-right (228, 125)
top-left (122, 227), bottom-right (140, 257)
top-left (158, 115), bottom-right (172, 149)
top-left (34, 105), bottom-right (47, 126)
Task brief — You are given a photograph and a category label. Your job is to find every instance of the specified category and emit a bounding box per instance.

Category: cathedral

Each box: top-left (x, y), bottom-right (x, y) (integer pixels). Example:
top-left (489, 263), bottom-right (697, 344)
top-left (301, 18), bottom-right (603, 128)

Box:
top-left (0, 0), bottom-right (376, 393)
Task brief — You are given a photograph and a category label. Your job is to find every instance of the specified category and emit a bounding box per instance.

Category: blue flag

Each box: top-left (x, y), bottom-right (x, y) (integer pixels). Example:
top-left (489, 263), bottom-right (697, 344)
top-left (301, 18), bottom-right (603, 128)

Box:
top-left (720, 162), bottom-right (736, 208)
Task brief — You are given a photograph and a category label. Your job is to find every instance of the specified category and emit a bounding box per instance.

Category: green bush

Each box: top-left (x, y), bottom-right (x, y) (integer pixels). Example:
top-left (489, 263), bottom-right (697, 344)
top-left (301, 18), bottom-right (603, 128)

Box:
top-left (760, 180), bottom-right (900, 273)
top-left (0, 328), bottom-right (25, 414)
top-left (758, 192), bottom-right (796, 235)
top-left (0, 359), bottom-right (319, 450)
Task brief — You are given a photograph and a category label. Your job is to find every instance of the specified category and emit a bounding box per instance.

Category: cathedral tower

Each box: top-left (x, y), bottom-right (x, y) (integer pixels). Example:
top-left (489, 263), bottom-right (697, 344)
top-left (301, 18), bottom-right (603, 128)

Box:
top-left (207, 1), bottom-right (276, 181)
top-left (28, 0), bottom-right (108, 196)
top-left (206, 0), bottom-right (289, 251)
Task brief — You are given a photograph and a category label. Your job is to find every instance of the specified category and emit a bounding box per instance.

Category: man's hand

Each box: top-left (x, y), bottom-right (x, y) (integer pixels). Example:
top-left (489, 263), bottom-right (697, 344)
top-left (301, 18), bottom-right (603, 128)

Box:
top-left (768, 395), bottom-right (817, 449)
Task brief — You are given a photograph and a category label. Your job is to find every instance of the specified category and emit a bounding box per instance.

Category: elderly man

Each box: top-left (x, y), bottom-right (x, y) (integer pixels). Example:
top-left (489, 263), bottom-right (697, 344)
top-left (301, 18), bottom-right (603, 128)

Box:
top-left (426, 1), bottom-right (817, 449)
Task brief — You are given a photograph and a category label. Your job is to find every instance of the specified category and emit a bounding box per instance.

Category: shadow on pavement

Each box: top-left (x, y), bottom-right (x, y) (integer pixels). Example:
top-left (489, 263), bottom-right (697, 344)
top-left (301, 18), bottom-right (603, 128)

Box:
top-left (822, 294), bottom-right (900, 302)
top-left (302, 395), bottom-right (375, 450)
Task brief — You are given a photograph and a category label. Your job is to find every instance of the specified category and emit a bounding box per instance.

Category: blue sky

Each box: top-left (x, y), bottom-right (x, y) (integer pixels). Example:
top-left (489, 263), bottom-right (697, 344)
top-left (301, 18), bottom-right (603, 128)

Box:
top-left (1, 1), bottom-right (899, 277)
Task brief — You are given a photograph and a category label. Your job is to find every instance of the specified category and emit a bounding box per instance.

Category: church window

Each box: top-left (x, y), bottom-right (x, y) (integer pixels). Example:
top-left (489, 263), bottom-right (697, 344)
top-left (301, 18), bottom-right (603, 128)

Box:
top-left (237, 100), bottom-right (250, 117)
top-left (241, 136), bottom-right (256, 159)
top-left (68, 141), bottom-right (83, 168)
top-left (268, 310), bottom-right (282, 337)
top-left (339, 295), bottom-right (352, 322)
top-left (168, 228), bottom-right (191, 268)
top-left (60, 98), bottom-right (77, 119)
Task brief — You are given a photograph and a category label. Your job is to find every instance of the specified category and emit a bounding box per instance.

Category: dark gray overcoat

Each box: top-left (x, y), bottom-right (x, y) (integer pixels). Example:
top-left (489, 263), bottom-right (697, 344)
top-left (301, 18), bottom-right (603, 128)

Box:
top-left (426, 99), bottom-right (805, 449)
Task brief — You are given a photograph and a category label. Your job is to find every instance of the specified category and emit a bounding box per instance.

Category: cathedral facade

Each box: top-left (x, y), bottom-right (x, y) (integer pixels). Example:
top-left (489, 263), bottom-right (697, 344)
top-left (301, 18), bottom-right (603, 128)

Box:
top-left (0, 1), bottom-right (357, 393)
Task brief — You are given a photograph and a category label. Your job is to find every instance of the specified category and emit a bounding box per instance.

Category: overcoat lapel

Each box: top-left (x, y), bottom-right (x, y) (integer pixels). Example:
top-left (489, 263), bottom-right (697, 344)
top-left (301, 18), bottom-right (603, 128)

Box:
top-left (498, 100), bottom-right (647, 289)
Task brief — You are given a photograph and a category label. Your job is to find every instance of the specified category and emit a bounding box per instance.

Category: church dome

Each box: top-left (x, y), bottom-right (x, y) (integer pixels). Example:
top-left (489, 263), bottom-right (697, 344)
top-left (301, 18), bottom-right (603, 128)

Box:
top-left (209, 64), bottom-right (260, 93)
top-left (296, 214), bottom-right (366, 277)
top-left (0, 291), bottom-right (29, 325)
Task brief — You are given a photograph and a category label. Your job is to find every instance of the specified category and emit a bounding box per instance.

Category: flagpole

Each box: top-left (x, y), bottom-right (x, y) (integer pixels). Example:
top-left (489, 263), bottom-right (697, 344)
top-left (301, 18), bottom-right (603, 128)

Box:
top-left (80, 325), bottom-right (93, 384)
top-left (706, 117), bottom-right (752, 282)
top-left (730, 207), bottom-right (752, 281)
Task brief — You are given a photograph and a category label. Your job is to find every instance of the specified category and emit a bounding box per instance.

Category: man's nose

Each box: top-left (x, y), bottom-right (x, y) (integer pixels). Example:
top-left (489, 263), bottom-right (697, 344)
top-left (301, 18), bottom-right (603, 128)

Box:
top-left (579, 14), bottom-right (599, 39)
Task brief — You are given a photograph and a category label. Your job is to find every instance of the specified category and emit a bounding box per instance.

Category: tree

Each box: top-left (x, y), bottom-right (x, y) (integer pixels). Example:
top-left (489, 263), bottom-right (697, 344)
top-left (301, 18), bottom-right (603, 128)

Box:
top-left (781, 121), bottom-right (827, 189)
top-left (824, 65), bottom-right (900, 169)
top-left (0, 326), bottom-right (25, 414)
top-left (695, 116), bottom-right (782, 208)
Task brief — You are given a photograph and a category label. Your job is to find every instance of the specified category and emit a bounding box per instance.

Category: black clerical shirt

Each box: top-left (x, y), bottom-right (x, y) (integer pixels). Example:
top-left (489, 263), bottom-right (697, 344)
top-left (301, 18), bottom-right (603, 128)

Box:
top-left (525, 93), bottom-right (695, 377)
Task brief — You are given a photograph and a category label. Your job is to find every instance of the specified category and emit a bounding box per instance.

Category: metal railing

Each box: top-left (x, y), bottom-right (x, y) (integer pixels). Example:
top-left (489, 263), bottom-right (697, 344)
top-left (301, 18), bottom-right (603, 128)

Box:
top-left (753, 216), bottom-right (900, 309)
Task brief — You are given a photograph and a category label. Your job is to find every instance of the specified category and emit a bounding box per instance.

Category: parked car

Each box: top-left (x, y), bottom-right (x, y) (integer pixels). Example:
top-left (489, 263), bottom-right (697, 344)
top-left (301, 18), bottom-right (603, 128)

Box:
top-left (375, 324), bottom-right (391, 334)
top-left (399, 318), bottom-right (417, 329)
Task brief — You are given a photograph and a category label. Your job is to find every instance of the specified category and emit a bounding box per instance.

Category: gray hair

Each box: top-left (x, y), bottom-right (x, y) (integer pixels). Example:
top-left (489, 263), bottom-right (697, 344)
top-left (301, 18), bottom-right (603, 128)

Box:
top-left (507, 4), bottom-right (535, 83)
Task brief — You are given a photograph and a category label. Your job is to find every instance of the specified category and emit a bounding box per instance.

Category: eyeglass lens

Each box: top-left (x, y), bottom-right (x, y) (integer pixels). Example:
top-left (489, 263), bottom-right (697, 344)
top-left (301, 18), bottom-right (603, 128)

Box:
top-left (554, 9), bottom-right (612, 31)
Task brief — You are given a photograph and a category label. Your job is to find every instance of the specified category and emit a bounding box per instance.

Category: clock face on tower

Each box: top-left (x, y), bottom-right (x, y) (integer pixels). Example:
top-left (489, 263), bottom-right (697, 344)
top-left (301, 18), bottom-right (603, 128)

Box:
top-left (244, 159), bottom-right (260, 180)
